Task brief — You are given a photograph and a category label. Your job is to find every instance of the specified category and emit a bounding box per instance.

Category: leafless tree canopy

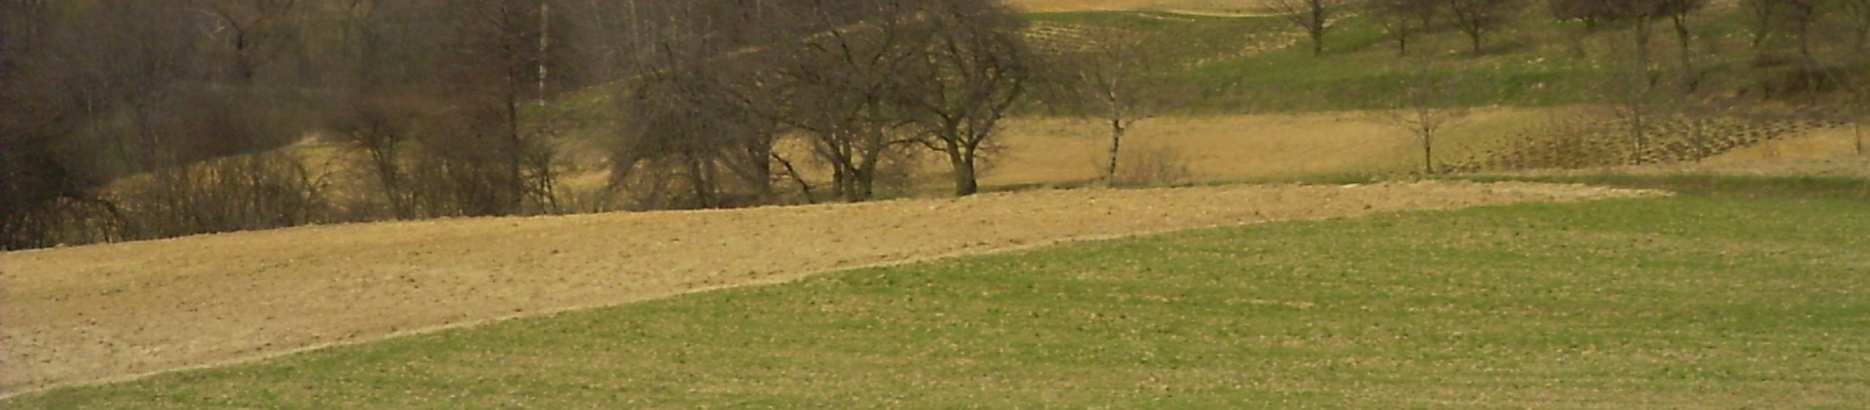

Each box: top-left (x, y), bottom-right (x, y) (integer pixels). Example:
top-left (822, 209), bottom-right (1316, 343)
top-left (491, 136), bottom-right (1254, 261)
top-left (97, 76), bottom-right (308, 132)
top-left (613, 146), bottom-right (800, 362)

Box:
top-left (1264, 0), bottom-right (1347, 56)
top-left (1444, 0), bottom-right (1524, 55)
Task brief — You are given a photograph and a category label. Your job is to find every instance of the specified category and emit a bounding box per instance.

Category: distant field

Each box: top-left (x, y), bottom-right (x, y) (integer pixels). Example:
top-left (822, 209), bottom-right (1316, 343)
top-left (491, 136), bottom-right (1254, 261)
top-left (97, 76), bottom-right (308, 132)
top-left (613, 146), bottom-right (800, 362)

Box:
top-left (8, 177), bottom-right (1866, 407)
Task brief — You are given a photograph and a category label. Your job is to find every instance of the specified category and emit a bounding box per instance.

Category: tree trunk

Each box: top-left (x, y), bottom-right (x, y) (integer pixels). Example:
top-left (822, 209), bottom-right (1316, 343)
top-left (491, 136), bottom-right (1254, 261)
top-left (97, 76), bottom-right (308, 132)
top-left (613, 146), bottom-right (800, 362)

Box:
top-left (505, 87), bottom-right (524, 214)
top-left (830, 163), bottom-right (849, 201)
top-left (1672, 13), bottom-right (1696, 91)
top-left (942, 134), bottom-right (980, 196)
top-left (1308, 3), bottom-right (1326, 56)
top-left (1468, 31), bottom-right (1483, 55)
top-left (371, 149), bottom-right (410, 219)
top-left (773, 153), bottom-right (816, 204)
top-left (1421, 129), bottom-right (1434, 175)
top-left (1635, 18), bottom-right (1653, 81)
top-left (950, 153), bottom-right (979, 196)
top-left (684, 152), bottom-right (715, 208)
top-left (537, 0), bottom-right (550, 107)
top-left (1630, 112), bottom-right (1646, 165)
top-left (1105, 119), bottom-right (1126, 184)
top-left (1856, 121), bottom-right (1864, 156)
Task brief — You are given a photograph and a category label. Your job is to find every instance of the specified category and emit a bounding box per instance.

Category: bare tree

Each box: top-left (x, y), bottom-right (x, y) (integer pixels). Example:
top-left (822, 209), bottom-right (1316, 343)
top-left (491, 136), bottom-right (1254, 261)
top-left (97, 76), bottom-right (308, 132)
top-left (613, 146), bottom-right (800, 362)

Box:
top-left (1600, 43), bottom-right (1666, 165)
top-left (1373, 0), bottom-right (1440, 55)
top-left (1048, 27), bottom-right (1190, 185)
top-left (435, 0), bottom-right (562, 215)
top-left (1444, 0), bottom-right (1523, 55)
top-left (893, 0), bottom-right (1033, 196)
top-left (200, 0), bottom-right (302, 83)
top-left (1660, 0), bottom-right (1708, 90)
top-left (1375, 61), bottom-right (1471, 174)
top-left (1264, 0), bottom-right (1346, 56)
top-left (332, 95), bottom-right (420, 218)
top-left (0, 0), bottom-right (107, 249)
top-left (770, 2), bottom-right (923, 202)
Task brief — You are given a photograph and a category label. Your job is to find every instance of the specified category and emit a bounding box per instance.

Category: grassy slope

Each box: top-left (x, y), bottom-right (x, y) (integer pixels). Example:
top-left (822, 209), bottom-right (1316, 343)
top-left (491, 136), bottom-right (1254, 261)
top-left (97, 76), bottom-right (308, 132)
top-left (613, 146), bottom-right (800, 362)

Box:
top-left (1029, 6), bottom-right (1761, 113)
top-left (11, 177), bottom-right (1868, 408)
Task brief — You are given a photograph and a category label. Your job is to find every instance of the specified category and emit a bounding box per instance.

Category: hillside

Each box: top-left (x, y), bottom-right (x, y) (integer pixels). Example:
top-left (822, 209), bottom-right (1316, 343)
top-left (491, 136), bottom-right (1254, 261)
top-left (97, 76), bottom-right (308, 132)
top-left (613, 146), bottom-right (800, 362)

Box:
top-left (10, 177), bottom-right (1870, 407)
top-left (0, 181), bottom-right (1652, 396)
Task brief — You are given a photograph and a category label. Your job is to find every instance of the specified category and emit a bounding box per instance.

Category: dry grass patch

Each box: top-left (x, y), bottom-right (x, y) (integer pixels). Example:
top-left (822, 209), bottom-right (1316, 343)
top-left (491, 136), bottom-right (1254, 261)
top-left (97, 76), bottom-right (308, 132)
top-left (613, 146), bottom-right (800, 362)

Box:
top-left (988, 110), bottom-right (1544, 186)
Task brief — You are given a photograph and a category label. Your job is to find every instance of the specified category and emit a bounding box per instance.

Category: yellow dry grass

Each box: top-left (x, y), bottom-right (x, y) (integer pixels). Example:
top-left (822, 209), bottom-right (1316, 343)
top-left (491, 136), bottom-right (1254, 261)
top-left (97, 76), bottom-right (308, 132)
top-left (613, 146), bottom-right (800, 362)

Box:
top-left (1708, 126), bottom-right (1866, 164)
top-left (981, 109), bottom-right (1547, 186)
top-left (241, 111), bottom-right (1551, 202)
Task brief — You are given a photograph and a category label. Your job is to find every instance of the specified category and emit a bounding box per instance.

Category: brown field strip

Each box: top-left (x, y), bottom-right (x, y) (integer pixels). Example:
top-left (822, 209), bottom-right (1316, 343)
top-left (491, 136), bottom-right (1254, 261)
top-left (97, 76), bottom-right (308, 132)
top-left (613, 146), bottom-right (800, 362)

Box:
top-left (0, 182), bottom-right (1660, 396)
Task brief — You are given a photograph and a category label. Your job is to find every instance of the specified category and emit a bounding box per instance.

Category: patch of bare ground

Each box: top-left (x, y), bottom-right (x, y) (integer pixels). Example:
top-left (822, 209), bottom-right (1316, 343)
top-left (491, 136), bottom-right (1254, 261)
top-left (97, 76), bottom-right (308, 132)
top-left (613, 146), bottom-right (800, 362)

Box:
top-left (0, 181), bottom-right (1660, 396)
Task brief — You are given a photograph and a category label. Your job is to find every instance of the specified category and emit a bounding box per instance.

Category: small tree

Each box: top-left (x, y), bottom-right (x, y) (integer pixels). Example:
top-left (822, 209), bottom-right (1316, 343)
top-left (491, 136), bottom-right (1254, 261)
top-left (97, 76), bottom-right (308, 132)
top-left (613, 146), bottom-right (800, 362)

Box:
top-left (1375, 62), bottom-right (1471, 174)
top-left (1265, 0), bottom-right (1347, 56)
top-left (332, 95), bottom-right (419, 219)
top-left (1050, 28), bottom-right (1190, 185)
top-left (1373, 0), bottom-right (1441, 55)
top-left (1599, 44), bottom-right (1667, 165)
top-left (1444, 0), bottom-right (1524, 55)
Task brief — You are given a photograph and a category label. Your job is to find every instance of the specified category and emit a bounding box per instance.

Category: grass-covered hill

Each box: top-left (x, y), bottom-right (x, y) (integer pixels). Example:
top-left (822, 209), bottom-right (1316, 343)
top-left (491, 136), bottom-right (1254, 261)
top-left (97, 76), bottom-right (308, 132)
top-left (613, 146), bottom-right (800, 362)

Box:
top-left (1023, 4), bottom-right (1855, 113)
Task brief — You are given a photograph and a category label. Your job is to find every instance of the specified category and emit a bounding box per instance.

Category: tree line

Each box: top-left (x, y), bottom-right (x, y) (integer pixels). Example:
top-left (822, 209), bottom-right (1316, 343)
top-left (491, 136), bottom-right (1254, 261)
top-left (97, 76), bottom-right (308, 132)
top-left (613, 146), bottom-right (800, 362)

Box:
top-left (1, 0), bottom-right (1043, 250)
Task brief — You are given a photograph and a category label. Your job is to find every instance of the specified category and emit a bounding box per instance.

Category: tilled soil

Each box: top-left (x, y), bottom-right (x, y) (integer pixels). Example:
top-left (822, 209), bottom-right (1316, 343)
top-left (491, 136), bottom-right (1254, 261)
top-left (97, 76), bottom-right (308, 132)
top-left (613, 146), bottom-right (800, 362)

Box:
top-left (0, 182), bottom-right (1661, 396)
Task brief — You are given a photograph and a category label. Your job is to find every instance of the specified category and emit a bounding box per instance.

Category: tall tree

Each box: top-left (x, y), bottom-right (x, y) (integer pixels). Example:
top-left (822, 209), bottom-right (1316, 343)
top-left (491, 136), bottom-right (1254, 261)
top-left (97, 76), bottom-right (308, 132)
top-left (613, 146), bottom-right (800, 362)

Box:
top-left (893, 0), bottom-right (1033, 196)
top-left (437, 0), bottom-right (563, 215)
top-left (1049, 27), bottom-right (1189, 184)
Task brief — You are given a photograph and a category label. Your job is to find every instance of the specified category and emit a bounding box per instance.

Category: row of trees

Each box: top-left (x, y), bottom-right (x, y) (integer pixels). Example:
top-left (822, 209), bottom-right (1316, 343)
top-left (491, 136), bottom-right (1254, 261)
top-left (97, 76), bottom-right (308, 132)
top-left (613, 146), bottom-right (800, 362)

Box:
top-left (0, 0), bottom-right (591, 249)
top-left (1273, 0), bottom-right (1870, 61)
top-left (1267, 0), bottom-right (1527, 56)
top-left (610, 0), bottom-right (1032, 206)
top-left (1, 0), bottom-right (1049, 250)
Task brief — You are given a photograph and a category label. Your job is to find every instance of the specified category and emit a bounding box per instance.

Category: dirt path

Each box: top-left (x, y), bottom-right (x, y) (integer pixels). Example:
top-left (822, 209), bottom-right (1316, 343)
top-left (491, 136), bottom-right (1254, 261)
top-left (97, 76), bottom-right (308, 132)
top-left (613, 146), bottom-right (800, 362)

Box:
top-left (0, 182), bottom-right (1660, 396)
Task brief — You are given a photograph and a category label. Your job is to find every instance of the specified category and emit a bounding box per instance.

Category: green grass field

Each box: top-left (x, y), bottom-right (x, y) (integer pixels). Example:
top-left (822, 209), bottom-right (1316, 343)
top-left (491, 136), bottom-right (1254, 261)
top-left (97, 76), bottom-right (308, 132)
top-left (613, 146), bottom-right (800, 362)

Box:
top-left (10, 176), bottom-right (1868, 408)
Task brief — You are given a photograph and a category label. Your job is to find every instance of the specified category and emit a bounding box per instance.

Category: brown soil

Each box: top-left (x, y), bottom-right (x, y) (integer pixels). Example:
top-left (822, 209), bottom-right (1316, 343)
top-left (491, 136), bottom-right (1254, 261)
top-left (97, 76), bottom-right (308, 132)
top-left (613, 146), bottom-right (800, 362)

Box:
top-left (0, 182), bottom-right (1661, 397)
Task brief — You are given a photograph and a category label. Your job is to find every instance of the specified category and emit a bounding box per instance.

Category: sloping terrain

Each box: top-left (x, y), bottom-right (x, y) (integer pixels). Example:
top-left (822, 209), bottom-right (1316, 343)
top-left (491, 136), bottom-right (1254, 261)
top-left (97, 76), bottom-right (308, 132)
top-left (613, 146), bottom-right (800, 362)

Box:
top-left (0, 181), bottom-right (1657, 396)
top-left (8, 177), bottom-right (1865, 408)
